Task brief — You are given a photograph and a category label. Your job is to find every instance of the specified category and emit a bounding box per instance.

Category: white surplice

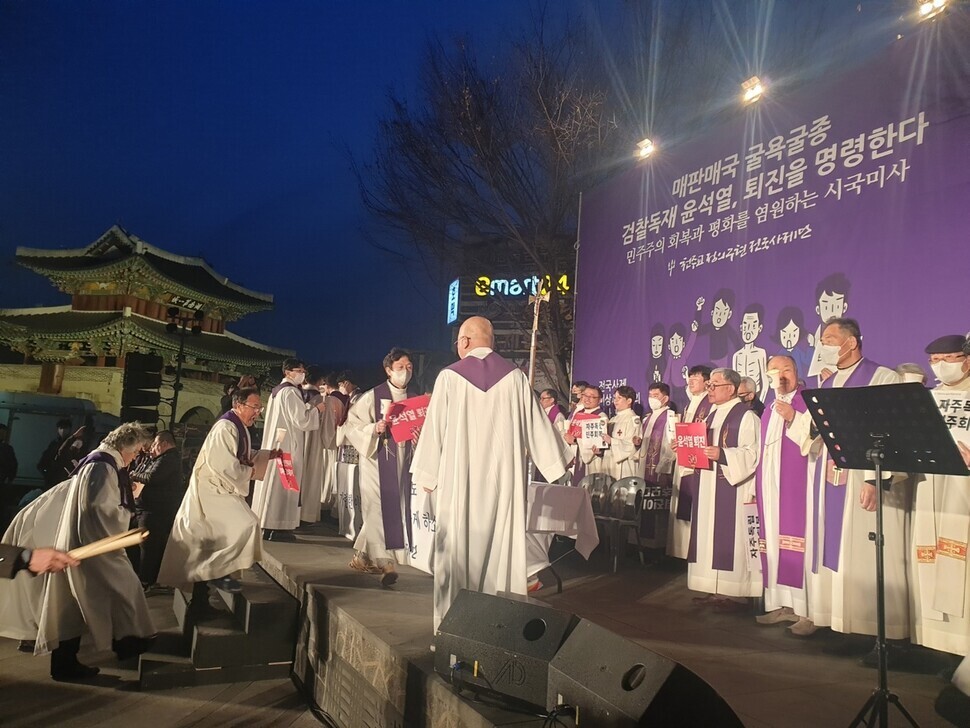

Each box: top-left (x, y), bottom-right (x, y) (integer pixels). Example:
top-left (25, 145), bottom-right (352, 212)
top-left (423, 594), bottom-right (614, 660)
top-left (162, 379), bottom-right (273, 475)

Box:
top-left (252, 381), bottom-right (320, 531)
top-left (157, 419), bottom-right (262, 589)
top-left (411, 348), bottom-right (570, 631)
top-left (343, 384), bottom-right (410, 565)
top-left (818, 360), bottom-right (910, 638)
top-left (759, 396), bottom-right (819, 617)
top-left (0, 448), bottom-right (154, 654)
top-left (687, 398), bottom-right (762, 598)
top-left (910, 375), bottom-right (970, 655)
top-left (667, 393), bottom-right (708, 558)
top-left (604, 408), bottom-right (641, 480)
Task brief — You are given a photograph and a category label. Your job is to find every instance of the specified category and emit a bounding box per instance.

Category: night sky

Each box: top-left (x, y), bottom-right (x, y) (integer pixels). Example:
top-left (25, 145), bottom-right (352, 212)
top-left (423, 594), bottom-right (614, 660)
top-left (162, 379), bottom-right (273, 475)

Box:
top-left (0, 1), bottom-right (589, 372)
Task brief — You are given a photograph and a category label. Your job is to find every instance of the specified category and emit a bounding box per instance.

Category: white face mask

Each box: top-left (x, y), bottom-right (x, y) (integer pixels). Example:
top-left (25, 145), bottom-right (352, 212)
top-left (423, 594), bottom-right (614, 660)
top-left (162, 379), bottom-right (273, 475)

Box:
top-left (818, 343), bottom-right (842, 368)
top-left (389, 369), bottom-right (411, 388)
top-left (931, 360), bottom-right (967, 385)
top-left (647, 396), bottom-right (664, 411)
top-left (289, 371), bottom-right (306, 386)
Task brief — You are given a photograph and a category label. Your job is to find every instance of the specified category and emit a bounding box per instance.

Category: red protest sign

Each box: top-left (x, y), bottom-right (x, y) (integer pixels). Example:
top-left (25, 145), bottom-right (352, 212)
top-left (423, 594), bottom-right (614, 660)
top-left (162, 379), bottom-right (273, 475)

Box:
top-left (386, 394), bottom-right (431, 444)
top-left (567, 410), bottom-right (600, 439)
top-left (276, 452), bottom-right (299, 491)
top-left (675, 422), bottom-right (710, 469)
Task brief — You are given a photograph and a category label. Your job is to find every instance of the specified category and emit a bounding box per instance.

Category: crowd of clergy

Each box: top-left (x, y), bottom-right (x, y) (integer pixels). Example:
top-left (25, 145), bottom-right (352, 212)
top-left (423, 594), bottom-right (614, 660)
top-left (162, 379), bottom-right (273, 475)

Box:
top-left (1, 313), bottom-right (969, 708)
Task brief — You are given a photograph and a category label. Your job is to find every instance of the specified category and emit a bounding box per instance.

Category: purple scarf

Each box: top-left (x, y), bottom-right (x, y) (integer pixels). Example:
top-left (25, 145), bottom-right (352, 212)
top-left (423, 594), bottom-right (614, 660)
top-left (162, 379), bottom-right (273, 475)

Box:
top-left (545, 403), bottom-right (565, 425)
top-left (219, 410), bottom-right (252, 465)
top-left (72, 450), bottom-right (135, 513)
top-left (676, 396), bottom-right (713, 522)
top-left (688, 401), bottom-right (748, 569)
top-left (271, 380), bottom-right (298, 398)
top-left (374, 380), bottom-right (418, 551)
top-left (755, 388), bottom-right (810, 588)
top-left (814, 358), bottom-right (883, 572)
top-left (447, 351), bottom-right (517, 392)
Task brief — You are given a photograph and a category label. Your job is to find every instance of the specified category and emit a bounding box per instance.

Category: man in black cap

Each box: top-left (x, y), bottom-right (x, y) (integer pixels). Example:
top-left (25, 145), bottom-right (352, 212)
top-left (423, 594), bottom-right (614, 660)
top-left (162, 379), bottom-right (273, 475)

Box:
top-left (910, 335), bottom-right (970, 700)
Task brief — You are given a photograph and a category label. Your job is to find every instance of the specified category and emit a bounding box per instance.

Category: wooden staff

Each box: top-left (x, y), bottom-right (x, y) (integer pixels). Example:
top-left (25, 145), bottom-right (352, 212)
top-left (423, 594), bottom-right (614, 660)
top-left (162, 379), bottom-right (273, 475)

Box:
top-left (68, 528), bottom-right (149, 561)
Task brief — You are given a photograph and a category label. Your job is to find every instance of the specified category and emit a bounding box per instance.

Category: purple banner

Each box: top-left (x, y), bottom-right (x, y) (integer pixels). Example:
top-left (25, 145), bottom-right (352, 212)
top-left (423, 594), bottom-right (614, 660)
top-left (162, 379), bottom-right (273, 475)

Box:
top-left (574, 30), bottom-right (970, 406)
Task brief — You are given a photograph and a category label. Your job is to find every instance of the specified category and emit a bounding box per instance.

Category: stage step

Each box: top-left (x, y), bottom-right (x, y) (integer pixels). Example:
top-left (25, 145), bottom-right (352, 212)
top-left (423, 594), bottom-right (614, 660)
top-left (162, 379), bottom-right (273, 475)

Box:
top-left (139, 564), bottom-right (299, 690)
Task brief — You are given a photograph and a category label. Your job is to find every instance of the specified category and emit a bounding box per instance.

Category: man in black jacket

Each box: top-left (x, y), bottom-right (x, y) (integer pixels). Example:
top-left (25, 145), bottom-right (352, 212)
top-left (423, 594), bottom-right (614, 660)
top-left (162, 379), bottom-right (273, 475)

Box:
top-left (131, 430), bottom-right (186, 589)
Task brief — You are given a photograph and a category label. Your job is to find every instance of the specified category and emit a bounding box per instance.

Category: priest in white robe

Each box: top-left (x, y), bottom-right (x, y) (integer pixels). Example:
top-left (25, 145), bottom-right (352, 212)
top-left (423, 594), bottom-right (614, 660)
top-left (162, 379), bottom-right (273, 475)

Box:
top-left (911, 334), bottom-right (970, 656)
top-left (603, 385), bottom-right (641, 480)
top-left (685, 368), bottom-right (762, 601)
top-left (252, 358), bottom-right (326, 539)
top-left (813, 317), bottom-right (908, 638)
top-left (668, 365), bottom-right (713, 558)
top-left (564, 386), bottom-right (609, 482)
top-left (0, 422), bottom-right (155, 680)
top-left (158, 387), bottom-right (274, 594)
top-left (412, 317), bottom-right (571, 632)
top-left (753, 355), bottom-right (823, 635)
top-left (539, 389), bottom-right (568, 436)
top-left (343, 348), bottom-right (419, 586)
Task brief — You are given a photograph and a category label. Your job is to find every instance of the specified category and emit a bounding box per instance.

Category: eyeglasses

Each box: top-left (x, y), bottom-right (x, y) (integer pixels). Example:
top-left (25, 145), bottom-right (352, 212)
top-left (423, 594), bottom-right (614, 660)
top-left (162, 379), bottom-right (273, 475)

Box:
top-left (706, 382), bottom-right (732, 390)
top-left (929, 353), bottom-right (966, 364)
top-left (454, 335), bottom-right (469, 347)
top-left (241, 402), bottom-right (263, 412)
top-left (580, 393), bottom-right (600, 400)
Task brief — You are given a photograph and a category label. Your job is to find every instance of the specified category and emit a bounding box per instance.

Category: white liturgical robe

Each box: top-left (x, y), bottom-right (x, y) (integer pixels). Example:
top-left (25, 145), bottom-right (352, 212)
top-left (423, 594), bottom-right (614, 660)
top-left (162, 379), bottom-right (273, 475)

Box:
top-left (668, 393), bottom-right (712, 559)
top-left (687, 398), bottom-right (762, 598)
top-left (343, 383), bottom-right (411, 565)
top-left (158, 417), bottom-right (262, 588)
top-left (252, 381), bottom-right (320, 531)
top-left (411, 348), bottom-right (570, 631)
top-left (0, 448), bottom-right (154, 654)
top-left (911, 375), bottom-right (970, 655)
top-left (604, 408), bottom-right (641, 480)
top-left (302, 389), bottom-right (341, 520)
top-left (816, 359), bottom-right (909, 638)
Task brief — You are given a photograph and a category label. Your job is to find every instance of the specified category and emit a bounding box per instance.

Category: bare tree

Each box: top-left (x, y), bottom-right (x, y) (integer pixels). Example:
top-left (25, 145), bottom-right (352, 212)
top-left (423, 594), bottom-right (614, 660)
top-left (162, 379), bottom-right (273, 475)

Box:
top-left (359, 1), bottom-right (847, 392)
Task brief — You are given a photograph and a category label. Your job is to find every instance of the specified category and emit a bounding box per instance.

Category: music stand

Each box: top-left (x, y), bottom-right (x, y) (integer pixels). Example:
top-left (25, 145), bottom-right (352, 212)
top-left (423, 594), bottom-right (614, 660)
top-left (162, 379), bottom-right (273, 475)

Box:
top-left (802, 382), bottom-right (969, 728)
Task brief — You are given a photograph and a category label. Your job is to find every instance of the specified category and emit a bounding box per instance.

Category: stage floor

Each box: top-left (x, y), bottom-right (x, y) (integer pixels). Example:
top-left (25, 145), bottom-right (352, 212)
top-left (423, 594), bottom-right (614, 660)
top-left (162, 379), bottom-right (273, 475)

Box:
top-left (0, 519), bottom-right (959, 727)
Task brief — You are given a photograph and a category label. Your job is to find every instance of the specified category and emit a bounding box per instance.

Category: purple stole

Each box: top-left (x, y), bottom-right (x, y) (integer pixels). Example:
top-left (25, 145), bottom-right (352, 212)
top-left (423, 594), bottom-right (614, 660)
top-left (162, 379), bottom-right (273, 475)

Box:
top-left (373, 380), bottom-right (418, 551)
top-left (755, 389), bottom-right (810, 588)
top-left (676, 397), bottom-right (713, 522)
top-left (687, 402), bottom-right (748, 569)
top-left (815, 358), bottom-right (883, 572)
top-left (72, 450), bottom-right (135, 513)
top-left (546, 403), bottom-right (565, 425)
top-left (219, 410), bottom-right (252, 465)
top-left (271, 380), bottom-right (298, 399)
top-left (640, 409), bottom-right (671, 484)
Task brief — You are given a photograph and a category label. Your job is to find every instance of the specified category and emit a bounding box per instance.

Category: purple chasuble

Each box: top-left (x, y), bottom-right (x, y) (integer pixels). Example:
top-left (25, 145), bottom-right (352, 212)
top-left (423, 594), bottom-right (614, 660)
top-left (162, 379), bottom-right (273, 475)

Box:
top-left (72, 450), bottom-right (135, 513)
top-left (687, 402), bottom-right (747, 569)
top-left (219, 410), bottom-right (252, 465)
top-left (446, 351), bottom-right (517, 392)
top-left (676, 397), bottom-right (713, 522)
top-left (815, 358), bottom-right (883, 572)
top-left (374, 380), bottom-right (418, 551)
top-left (755, 389), bottom-right (810, 588)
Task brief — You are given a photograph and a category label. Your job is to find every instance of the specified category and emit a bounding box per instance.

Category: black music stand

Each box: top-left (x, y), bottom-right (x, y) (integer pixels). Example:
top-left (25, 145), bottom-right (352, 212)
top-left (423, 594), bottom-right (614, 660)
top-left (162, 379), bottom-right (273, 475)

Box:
top-left (802, 382), bottom-right (969, 728)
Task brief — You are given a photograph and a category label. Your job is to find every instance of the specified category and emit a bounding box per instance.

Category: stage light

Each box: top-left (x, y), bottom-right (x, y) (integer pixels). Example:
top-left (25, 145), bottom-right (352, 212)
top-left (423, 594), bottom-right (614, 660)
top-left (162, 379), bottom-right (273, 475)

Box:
top-left (636, 138), bottom-right (655, 160)
top-left (918, 0), bottom-right (947, 20)
top-left (742, 76), bottom-right (764, 105)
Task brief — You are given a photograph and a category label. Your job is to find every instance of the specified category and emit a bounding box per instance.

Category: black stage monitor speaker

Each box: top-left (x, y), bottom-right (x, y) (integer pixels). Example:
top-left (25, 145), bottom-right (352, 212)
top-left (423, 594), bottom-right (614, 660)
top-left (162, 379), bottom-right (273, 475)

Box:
top-left (434, 590), bottom-right (579, 709)
top-left (547, 619), bottom-right (744, 727)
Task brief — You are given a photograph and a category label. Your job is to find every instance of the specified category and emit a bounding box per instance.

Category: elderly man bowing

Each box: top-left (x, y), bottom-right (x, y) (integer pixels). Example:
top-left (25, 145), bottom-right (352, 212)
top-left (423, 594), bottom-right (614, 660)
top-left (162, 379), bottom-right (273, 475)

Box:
top-left (0, 422), bottom-right (156, 681)
top-left (411, 316), bottom-right (571, 632)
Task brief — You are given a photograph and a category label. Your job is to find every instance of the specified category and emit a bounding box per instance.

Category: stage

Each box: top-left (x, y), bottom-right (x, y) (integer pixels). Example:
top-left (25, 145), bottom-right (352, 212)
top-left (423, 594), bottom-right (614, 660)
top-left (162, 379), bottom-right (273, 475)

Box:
top-left (0, 519), bottom-right (959, 727)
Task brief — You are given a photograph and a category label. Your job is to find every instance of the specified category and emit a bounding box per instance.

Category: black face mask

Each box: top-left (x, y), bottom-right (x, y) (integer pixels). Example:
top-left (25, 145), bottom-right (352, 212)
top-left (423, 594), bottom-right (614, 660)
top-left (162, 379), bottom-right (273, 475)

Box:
top-left (570, 394), bottom-right (580, 403)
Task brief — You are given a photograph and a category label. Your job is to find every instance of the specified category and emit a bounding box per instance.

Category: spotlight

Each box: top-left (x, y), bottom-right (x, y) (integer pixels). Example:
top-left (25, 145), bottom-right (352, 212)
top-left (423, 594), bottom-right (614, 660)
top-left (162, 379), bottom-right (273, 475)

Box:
top-left (918, 0), bottom-right (947, 20)
top-left (636, 138), bottom-right (655, 160)
top-left (742, 76), bottom-right (764, 105)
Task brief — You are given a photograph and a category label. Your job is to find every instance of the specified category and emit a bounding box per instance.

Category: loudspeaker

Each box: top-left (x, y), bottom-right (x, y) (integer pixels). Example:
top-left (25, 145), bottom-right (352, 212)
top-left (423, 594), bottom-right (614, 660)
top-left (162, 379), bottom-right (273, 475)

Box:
top-left (547, 619), bottom-right (743, 727)
top-left (434, 590), bottom-right (579, 709)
